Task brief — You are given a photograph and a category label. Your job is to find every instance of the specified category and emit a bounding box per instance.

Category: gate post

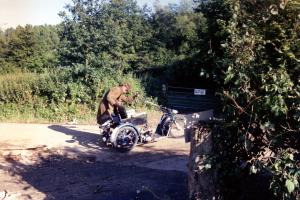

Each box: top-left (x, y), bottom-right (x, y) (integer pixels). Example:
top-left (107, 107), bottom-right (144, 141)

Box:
top-left (188, 121), bottom-right (220, 200)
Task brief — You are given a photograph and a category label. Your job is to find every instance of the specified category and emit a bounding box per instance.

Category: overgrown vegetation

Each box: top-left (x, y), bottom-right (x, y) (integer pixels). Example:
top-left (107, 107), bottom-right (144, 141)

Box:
top-left (0, 0), bottom-right (299, 198)
top-left (0, 0), bottom-right (200, 122)
top-left (195, 0), bottom-right (299, 199)
top-left (0, 67), bottom-right (146, 122)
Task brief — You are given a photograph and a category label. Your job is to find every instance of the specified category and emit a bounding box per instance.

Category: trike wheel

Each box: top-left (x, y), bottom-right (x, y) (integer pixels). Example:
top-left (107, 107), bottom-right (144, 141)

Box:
top-left (156, 118), bottom-right (172, 136)
top-left (114, 126), bottom-right (139, 152)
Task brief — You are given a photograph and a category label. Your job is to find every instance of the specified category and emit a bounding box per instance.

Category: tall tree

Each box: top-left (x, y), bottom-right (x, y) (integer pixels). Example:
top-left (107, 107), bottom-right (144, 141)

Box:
top-left (5, 25), bottom-right (35, 68)
top-left (0, 25), bottom-right (59, 71)
top-left (31, 25), bottom-right (60, 70)
top-left (0, 30), bottom-right (5, 65)
top-left (59, 0), bottom-right (153, 71)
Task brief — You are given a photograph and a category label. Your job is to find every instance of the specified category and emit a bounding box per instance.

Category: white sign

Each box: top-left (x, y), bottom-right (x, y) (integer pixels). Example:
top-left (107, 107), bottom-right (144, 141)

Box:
top-left (194, 89), bottom-right (206, 95)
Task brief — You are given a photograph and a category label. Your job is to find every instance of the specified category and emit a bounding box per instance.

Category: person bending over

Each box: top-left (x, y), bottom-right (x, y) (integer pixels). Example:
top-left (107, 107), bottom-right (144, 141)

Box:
top-left (97, 83), bottom-right (137, 124)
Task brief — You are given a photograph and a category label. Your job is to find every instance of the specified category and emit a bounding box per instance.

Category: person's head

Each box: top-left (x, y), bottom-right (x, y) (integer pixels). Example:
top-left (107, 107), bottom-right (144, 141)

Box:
top-left (120, 83), bottom-right (131, 93)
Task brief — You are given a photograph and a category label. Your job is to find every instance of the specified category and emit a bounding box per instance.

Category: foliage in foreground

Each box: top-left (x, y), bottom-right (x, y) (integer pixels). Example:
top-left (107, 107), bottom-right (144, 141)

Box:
top-left (196, 0), bottom-right (299, 199)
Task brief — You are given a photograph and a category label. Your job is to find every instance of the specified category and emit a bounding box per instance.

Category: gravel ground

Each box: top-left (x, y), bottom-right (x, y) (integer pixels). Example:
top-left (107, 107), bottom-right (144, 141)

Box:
top-left (0, 120), bottom-right (189, 200)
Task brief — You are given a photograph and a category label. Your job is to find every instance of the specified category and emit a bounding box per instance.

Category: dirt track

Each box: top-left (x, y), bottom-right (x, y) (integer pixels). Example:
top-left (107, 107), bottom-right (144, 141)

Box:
top-left (0, 123), bottom-right (190, 200)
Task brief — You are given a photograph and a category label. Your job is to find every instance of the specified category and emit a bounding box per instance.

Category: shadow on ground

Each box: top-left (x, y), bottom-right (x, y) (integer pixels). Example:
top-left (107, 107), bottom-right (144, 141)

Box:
top-left (2, 153), bottom-right (188, 200)
top-left (0, 125), bottom-right (189, 200)
top-left (48, 125), bottom-right (106, 150)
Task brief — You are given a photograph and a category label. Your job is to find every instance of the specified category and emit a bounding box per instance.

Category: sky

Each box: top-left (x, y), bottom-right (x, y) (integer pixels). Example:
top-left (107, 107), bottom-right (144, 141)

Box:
top-left (0, 0), bottom-right (180, 29)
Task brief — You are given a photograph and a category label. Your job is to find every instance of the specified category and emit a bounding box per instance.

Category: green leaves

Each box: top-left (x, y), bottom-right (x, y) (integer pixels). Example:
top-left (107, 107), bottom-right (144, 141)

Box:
top-left (59, 0), bottom-right (154, 70)
top-left (197, 0), bottom-right (300, 199)
top-left (0, 25), bottom-right (59, 72)
top-left (285, 179), bottom-right (295, 194)
top-left (270, 151), bottom-right (299, 197)
top-left (250, 165), bottom-right (258, 174)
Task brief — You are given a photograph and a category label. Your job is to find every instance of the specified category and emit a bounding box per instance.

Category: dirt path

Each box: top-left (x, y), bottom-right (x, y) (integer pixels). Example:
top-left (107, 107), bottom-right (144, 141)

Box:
top-left (0, 123), bottom-right (189, 200)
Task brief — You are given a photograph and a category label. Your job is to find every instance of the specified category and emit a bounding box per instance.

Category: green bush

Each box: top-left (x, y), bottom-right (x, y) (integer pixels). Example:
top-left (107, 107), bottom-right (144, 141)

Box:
top-left (0, 72), bottom-right (37, 103)
top-left (0, 67), bottom-right (149, 123)
top-left (0, 102), bottom-right (95, 123)
top-left (198, 0), bottom-right (299, 199)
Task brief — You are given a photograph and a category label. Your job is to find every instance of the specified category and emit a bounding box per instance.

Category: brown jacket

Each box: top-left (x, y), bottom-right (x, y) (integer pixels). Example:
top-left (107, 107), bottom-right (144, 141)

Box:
top-left (96, 86), bottom-right (134, 124)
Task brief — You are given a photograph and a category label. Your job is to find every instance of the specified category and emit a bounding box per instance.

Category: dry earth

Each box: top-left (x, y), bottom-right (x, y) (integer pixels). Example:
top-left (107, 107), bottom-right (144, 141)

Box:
top-left (0, 116), bottom-right (189, 200)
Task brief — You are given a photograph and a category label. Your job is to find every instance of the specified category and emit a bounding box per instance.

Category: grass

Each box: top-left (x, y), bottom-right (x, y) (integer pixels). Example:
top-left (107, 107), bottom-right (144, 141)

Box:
top-left (0, 103), bottom-right (95, 124)
top-left (0, 102), bottom-right (163, 125)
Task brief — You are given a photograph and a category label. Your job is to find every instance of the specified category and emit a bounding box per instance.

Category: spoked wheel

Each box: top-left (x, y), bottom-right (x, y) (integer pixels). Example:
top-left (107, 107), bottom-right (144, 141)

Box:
top-left (115, 126), bottom-right (139, 152)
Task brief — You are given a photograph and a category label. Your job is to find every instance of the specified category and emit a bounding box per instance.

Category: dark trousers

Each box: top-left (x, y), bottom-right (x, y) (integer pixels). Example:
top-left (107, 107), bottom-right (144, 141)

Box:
top-left (113, 105), bottom-right (127, 119)
top-left (97, 105), bottom-right (128, 125)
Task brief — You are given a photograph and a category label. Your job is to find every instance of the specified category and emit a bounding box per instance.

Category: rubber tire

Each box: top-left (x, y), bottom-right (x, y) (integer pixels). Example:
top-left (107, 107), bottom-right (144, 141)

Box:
top-left (114, 126), bottom-right (139, 152)
top-left (156, 118), bottom-right (172, 136)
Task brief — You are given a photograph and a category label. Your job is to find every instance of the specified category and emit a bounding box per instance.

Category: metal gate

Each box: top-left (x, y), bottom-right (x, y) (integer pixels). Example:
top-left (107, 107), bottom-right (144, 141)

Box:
top-left (166, 86), bottom-right (220, 114)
